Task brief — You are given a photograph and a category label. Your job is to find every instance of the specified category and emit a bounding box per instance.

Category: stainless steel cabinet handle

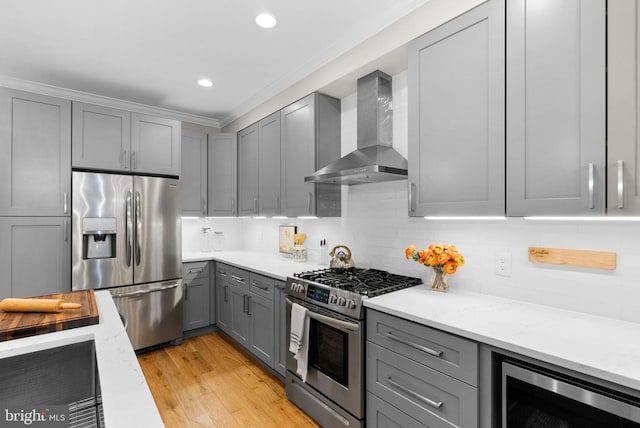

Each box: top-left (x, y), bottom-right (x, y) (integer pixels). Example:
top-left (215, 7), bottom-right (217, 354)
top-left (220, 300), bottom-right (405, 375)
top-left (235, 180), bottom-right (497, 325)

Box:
top-left (243, 294), bottom-right (248, 313)
top-left (276, 196), bottom-right (280, 214)
top-left (188, 268), bottom-right (204, 274)
top-left (588, 163), bottom-right (595, 209)
top-left (618, 160), bottom-right (624, 209)
top-left (307, 192), bottom-right (313, 214)
top-left (232, 199), bottom-right (236, 216)
top-left (123, 149), bottom-right (129, 169)
top-left (135, 192), bottom-right (142, 265)
top-left (184, 283), bottom-right (188, 300)
top-left (63, 192), bottom-right (68, 214)
top-left (224, 285), bottom-right (229, 302)
top-left (63, 219), bottom-right (68, 242)
top-left (408, 181), bottom-right (415, 214)
top-left (254, 198), bottom-right (259, 214)
top-left (253, 282), bottom-right (269, 291)
top-left (231, 274), bottom-right (245, 283)
top-left (133, 151), bottom-right (138, 170)
top-left (386, 377), bottom-right (443, 410)
top-left (218, 270), bottom-right (228, 277)
top-left (202, 199), bottom-right (207, 215)
top-left (247, 295), bottom-right (252, 315)
top-left (125, 191), bottom-right (132, 267)
top-left (384, 331), bottom-right (443, 357)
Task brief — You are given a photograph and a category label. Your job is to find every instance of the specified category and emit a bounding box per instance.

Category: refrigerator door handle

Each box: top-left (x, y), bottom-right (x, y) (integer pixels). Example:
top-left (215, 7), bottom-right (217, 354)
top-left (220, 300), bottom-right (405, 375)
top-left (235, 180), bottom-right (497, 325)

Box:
top-left (135, 191), bottom-right (142, 266)
top-left (125, 191), bottom-right (133, 267)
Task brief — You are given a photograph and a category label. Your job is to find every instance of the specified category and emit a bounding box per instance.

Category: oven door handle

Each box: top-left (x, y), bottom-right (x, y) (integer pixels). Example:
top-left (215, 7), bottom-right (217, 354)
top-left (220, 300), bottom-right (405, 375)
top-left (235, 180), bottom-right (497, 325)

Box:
top-left (286, 298), bottom-right (360, 332)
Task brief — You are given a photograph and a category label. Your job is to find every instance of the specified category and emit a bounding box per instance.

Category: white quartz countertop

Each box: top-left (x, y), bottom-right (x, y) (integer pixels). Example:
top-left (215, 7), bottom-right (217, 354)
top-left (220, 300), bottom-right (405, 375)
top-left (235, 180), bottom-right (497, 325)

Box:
top-left (183, 250), bottom-right (325, 280)
top-left (0, 290), bottom-right (163, 428)
top-left (364, 285), bottom-right (640, 392)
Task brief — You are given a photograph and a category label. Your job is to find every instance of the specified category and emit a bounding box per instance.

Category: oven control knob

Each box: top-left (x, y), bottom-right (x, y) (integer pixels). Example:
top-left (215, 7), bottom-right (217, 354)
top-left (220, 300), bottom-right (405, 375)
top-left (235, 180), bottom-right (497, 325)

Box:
top-left (292, 283), bottom-right (302, 293)
top-left (337, 296), bottom-right (346, 306)
top-left (345, 299), bottom-right (356, 309)
top-left (297, 283), bottom-right (305, 293)
top-left (329, 294), bottom-right (337, 304)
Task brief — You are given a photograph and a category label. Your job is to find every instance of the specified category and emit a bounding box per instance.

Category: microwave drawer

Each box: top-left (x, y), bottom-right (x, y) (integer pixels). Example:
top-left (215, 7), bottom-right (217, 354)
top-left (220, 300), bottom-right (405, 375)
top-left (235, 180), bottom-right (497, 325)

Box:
top-left (367, 309), bottom-right (478, 386)
top-left (366, 342), bottom-right (478, 428)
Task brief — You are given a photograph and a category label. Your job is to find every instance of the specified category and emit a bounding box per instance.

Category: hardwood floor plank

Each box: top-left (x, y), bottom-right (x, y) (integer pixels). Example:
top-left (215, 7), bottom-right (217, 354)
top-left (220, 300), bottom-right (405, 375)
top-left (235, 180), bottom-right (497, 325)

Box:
top-left (138, 331), bottom-right (320, 428)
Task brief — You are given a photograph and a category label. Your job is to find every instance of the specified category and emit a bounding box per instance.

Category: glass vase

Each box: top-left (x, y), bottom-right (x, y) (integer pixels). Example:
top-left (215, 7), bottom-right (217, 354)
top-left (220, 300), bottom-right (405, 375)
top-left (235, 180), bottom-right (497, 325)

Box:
top-left (430, 267), bottom-right (448, 292)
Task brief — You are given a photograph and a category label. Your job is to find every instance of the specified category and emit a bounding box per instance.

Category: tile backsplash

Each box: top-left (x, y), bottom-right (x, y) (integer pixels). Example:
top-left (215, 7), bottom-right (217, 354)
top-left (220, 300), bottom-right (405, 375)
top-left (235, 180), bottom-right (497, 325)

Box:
top-left (183, 71), bottom-right (640, 324)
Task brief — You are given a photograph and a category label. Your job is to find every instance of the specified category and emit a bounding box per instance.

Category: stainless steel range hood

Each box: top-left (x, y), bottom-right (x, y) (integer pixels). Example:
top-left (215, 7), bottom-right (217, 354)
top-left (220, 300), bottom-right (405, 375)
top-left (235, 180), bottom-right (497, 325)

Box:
top-left (305, 70), bottom-right (408, 185)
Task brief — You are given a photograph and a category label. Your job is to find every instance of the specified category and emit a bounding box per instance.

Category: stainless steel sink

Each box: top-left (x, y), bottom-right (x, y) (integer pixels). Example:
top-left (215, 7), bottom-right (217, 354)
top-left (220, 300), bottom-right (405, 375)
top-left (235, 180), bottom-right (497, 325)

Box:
top-left (0, 340), bottom-right (104, 428)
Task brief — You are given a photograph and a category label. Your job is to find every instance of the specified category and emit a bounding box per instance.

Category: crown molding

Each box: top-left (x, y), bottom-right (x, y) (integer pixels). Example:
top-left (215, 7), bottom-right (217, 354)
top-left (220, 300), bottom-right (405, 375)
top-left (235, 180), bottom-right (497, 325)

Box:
top-left (0, 75), bottom-right (221, 129)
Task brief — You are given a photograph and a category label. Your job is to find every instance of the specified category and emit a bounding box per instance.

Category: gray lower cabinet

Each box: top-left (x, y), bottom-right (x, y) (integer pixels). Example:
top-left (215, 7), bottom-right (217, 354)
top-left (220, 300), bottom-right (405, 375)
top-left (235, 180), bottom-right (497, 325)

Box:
top-left (408, 0), bottom-right (505, 216)
top-left (237, 124), bottom-right (260, 216)
top-left (0, 88), bottom-right (71, 217)
top-left (72, 102), bottom-right (131, 172)
top-left (273, 280), bottom-right (287, 377)
top-left (366, 309), bottom-right (479, 428)
top-left (0, 217), bottom-right (71, 299)
top-left (280, 93), bottom-right (341, 217)
top-left (215, 264), bottom-right (232, 333)
top-left (608, 1), bottom-right (640, 215)
top-left (208, 133), bottom-right (238, 217)
top-left (506, 0), bottom-right (606, 216)
top-left (181, 128), bottom-right (208, 216)
top-left (182, 262), bottom-right (210, 331)
top-left (131, 113), bottom-right (181, 176)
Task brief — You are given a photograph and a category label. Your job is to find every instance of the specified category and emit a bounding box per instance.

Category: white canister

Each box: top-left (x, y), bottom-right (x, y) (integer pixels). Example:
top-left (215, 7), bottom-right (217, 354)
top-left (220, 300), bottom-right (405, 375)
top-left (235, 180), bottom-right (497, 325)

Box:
top-left (212, 231), bottom-right (225, 251)
top-left (293, 245), bottom-right (307, 262)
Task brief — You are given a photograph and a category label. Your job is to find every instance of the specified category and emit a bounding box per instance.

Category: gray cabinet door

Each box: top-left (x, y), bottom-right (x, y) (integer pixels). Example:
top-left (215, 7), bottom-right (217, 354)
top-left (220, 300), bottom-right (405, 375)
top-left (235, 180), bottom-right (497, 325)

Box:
top-left (208, 133), bottom-right (238, 217)
top-left (608, 1), bottom-right (640, 215)
top-left (182, 262), bottom-right (210, 331)
top-left (230, 284), bottom-right (250, 346)
top-left (259, 112), bottom-right (281, 216)
top-left (274, 280), bottom-right (287, 377)
top-left (238, 124), bottom-right (260, 216)
top-left (281, 94), bottom-right (317, 217)
top-left (248, 291), bottom-right (275, 368)
top-left (0, 217), bottom-right (71, 299)
top-left (216, 278), bottom-right (231, 334)
top-left (506, 0), bottom-right (606, 216)
top-left (72, 102), bottom-right (131, 172)
top-left (131, 113), bottom-right (181, 176)
top-left (408, 0), bottom-right (505, 216)
top-left (0, 88), bottom-right (71, 217)
top-left (181, 129), bottom-right (208, 216)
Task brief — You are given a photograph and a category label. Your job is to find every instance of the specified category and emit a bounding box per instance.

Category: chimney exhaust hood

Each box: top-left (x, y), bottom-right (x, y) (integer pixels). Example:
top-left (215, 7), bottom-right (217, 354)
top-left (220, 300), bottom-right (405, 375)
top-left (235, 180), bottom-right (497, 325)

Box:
top-left (304, 70), bottom-right (408, 185)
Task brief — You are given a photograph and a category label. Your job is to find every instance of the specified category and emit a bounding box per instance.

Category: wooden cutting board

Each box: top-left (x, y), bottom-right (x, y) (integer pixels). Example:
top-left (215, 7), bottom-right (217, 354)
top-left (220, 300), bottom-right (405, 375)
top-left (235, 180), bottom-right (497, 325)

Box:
top-left (0, 289), bottom-right (99, 342)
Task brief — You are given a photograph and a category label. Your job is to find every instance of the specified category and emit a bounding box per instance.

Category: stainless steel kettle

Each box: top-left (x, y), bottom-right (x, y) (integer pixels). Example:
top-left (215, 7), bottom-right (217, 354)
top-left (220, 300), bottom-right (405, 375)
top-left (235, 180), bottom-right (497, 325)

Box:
top-left (329, 245), bottom-right (355, 271)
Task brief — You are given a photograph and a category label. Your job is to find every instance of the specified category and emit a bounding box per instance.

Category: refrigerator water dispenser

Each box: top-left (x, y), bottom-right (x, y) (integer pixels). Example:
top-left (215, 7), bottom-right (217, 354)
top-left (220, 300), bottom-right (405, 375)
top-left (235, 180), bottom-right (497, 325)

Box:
top-left (82, 217), bottom-right (116, 259)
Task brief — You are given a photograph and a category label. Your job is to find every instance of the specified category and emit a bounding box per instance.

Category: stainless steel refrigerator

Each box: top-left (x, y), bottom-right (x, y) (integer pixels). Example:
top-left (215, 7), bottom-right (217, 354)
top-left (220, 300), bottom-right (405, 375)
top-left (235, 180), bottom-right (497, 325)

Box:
top-left (71, 171), bottom-right (182, 350)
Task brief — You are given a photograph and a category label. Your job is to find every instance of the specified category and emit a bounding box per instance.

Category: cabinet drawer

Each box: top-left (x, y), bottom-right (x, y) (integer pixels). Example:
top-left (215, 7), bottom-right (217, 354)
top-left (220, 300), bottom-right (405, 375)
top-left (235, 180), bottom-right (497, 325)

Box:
top-left (215, 262), bottom-right (231, 279)
top-left (250, 273), bottom-right (274, 300)
top-left (215, 263), bottom-right (249, 288)
top-left (367, 392), bottom-right (430, 428)
top-left (182, 261), bottom-right (209, 280)
top-left (367, 309), bottom-right (478, 386)
top-left (366, 342), bottom-right (478, 428)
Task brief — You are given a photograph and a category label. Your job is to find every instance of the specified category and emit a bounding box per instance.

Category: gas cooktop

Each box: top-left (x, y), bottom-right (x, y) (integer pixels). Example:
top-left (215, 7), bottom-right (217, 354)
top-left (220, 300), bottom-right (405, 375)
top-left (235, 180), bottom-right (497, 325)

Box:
top-left (286, 268), bottom-right (422, 319)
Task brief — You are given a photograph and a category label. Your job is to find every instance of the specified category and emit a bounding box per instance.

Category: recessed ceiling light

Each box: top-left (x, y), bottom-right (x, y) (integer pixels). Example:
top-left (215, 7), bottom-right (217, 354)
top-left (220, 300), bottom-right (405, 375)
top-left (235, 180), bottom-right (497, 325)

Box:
top-left (255, 13), bottom-right (277, 29)
top-left (197, 78), bottom-right (213, 87)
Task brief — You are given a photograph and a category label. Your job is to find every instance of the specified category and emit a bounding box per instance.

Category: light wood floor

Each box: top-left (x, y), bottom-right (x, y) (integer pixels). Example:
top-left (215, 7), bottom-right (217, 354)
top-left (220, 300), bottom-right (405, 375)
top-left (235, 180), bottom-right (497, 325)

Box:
top-left (138, 331), bottom-right (321, 427)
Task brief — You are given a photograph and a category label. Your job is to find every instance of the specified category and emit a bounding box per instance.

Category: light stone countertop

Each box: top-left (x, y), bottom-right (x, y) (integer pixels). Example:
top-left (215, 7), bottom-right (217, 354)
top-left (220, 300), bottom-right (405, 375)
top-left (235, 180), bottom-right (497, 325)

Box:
top-left (183, 250), bottom-right (326, 280)
top-left (0, 290), bottom-right (163, 428)
top-left (364, 285), bottom-right (640, 392)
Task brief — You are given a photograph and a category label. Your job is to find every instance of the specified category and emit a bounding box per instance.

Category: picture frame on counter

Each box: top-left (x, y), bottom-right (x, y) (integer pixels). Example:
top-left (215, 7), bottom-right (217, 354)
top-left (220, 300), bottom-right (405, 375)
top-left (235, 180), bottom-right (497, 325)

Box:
top-left (279, 225), bottom-right (297, 254)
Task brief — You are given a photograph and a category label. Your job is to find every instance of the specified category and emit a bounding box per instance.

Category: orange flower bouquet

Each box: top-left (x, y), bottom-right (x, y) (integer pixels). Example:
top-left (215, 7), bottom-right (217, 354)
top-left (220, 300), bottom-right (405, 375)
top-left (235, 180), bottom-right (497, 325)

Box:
top-left (405, 244), bottom-right (464, 292)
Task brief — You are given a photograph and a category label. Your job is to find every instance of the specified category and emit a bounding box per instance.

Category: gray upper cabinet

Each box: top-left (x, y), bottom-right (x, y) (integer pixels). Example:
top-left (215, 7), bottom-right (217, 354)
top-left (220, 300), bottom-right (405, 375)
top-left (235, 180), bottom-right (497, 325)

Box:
top-left (0, 88), bottom-right (71, 217)
top-left (259, 112), bottom-right (282, 216)
top-left (237, 124), bottom-right (260, 216)
top-left (608, 1), bottom-right (640, 215)
top-left (72, 102), bottom-right (131, 171)
top-left (131, 113), bottom-right (181, 176)
top-left (0, 217), bottom-right (71, 299)
top-left (280, 93), bottom-right (341, 217)
top-left (408, 0), bottom-right (505, 217)
top-left (506, 0), bottom-right (606, 216)
top-left (181, 129), bottom-right (208, 216)
top-left (208, 133), bottom-right (238, 217)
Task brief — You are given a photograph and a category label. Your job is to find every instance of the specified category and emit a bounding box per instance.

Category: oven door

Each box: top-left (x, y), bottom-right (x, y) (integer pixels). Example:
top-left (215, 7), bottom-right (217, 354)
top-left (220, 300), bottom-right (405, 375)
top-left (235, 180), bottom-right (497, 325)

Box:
top-left (286, 297), bottom-right (364, 419)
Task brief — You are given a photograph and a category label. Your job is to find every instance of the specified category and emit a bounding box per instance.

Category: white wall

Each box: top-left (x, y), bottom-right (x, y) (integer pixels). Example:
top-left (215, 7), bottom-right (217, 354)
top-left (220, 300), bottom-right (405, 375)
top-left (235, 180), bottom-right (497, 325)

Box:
top-left (185, 71), bottom-right (640, 324)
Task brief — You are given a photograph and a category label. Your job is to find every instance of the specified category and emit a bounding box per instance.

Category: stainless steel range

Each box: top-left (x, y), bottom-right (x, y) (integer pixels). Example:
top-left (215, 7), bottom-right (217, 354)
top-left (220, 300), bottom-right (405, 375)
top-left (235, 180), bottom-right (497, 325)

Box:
top-left (285, 268), bottom-right (421, 428)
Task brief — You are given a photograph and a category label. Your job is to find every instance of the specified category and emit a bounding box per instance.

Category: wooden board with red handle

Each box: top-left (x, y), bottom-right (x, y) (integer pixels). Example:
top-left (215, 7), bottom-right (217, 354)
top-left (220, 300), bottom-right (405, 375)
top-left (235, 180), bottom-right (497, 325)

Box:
top-left (0, 290), bottom-right (99, 341)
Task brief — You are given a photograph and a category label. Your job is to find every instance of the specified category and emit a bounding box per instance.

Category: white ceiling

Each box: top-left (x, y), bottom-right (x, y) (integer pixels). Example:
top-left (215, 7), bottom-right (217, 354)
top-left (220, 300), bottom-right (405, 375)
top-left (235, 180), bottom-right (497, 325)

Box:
top-left (0, 0), bottom-right (429, 127)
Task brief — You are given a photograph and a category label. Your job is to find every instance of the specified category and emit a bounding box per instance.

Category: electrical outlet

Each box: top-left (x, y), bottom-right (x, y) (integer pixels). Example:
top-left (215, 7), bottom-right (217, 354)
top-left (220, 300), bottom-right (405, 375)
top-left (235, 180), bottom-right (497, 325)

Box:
top-left (495, 252), bottom-right (512, 277)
